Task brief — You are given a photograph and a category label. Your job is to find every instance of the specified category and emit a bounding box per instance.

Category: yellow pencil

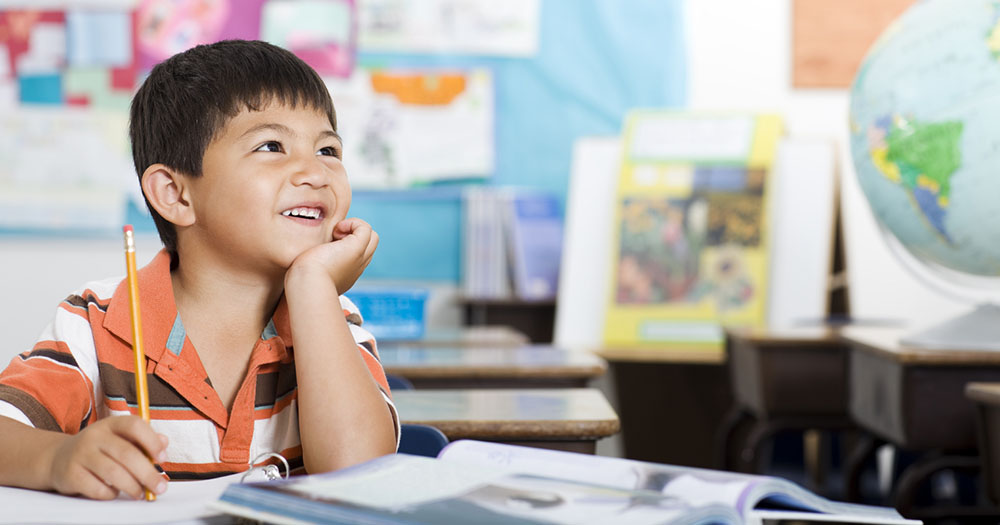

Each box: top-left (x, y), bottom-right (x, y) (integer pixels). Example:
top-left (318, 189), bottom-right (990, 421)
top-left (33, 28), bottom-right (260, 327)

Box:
top-left (123, 225), bottom-right (156, 502)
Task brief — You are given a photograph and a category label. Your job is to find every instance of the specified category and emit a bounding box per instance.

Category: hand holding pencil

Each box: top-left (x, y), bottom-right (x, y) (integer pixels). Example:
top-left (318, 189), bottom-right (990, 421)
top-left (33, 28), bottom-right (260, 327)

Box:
top-left (42, 227), bottom-right (168, 500)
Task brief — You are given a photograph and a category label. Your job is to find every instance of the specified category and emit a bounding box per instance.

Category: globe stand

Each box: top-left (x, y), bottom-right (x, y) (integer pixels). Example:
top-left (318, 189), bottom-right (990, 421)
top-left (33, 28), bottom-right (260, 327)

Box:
top-left (879, 224), bottom-right (1000, 351)
top-left (900, 303), bottom-right (1000, 351)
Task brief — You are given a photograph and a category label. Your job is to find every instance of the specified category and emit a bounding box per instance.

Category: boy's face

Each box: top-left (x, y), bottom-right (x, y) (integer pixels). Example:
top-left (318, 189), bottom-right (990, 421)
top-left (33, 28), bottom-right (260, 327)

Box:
top-left (186, 100), bottom-right (349, 273)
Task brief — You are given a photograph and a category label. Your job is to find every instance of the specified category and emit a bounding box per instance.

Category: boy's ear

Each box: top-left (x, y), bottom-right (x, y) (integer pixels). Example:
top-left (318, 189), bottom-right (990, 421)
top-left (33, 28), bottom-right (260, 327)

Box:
top-left (141, 164), bottom-right (195, 227)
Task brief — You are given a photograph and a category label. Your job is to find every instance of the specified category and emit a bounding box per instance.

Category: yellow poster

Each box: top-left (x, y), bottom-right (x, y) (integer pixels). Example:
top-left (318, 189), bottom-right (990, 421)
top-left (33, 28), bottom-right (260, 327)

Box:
top-left (604, 111), bottom-right (783, 347)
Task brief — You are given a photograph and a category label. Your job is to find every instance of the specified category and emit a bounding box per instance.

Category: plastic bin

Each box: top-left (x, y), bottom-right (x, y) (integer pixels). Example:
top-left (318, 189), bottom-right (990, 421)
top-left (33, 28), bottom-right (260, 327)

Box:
top-left (345, 287), bottom-right (429, 341)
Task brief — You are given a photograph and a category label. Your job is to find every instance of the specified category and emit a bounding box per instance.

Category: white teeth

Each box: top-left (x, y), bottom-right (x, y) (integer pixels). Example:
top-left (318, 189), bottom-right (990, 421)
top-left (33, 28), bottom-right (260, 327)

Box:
top-left (282, 207), bottom-right (321, 219)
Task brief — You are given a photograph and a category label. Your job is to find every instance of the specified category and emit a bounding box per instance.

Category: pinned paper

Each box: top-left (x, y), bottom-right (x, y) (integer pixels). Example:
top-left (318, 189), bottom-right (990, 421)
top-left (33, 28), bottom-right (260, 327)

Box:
top-left (64, 68), bottom-right (132, 110)
top-left (327, 68), bottom-right (494, 188)
top-left (136, 0), bottom-right (267, 70)
top-left (261, 0), bottom-right (355, 77)
top-left (358, 0), bottom-right (539, 57)
top-left (66, 10), bottom-right (132, 68)
top-left (18, 73), bottom-right (61, 104)
top-left (0, 10), bottom-right (67, 76)
top-left (16, 21), bottom-right (65, 75)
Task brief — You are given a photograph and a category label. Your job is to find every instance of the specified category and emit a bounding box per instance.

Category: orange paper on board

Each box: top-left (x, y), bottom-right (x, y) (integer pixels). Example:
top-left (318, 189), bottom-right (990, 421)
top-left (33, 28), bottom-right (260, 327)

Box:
top-left (792, 0), bottom-right (916, 88)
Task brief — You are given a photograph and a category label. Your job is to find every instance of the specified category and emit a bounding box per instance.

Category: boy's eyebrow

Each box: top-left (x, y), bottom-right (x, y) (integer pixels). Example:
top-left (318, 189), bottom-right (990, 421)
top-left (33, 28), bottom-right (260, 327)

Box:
top-left (239, 123), bottom-right (342, 143)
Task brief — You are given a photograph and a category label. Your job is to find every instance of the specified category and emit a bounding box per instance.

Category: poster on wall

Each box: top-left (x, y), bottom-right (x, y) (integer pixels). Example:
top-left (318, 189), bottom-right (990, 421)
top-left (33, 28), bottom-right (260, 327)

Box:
top-left (603, 112), bottom-right (783, 348)
top-left (326, 67), bottom-right (495, 188)
top-left (358, 0), bottom-right (539, 57)
top-left (0, 0), bottom-right (358, 234)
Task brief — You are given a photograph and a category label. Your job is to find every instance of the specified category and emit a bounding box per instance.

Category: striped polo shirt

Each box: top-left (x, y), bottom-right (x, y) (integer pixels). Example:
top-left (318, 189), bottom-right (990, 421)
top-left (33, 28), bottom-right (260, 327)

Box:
top-left (0, 250), bottom-right (399, 480)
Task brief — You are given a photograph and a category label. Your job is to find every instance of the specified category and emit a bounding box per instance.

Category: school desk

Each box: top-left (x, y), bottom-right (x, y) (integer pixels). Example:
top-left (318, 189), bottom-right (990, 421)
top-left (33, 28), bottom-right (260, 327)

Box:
top-left (386, 325), bottom-right (530, 347)
top-left (719, 326), bottom-right (854, 486)
top-left (393, 388), bottom-right (620, 454)
top-left (965, 382), bottom-right (1000, 512)
top-left (842, 326), bottom-right (1000, 519)
top-left (379, 345), bottom-right (607, 389)
top-left (596, 344), bottom-right (731, 469)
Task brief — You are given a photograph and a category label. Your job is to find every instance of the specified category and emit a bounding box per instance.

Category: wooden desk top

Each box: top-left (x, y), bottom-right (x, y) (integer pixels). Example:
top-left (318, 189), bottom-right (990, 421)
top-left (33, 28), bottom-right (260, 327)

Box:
top-left (386, 326), bottom-right (529, 347)
top-left (724, 325), bottom-right (841, 345)
top-left (393, 388), bottom-right (620, 440)
top-left (841, 325), bottom-right (1000, 365)
top-left (380, 345), bottom-right (606, 379)
top-left (597, 344), bottom-right (725, 365)
top-left (966, 382), bottom-right (1000, 405)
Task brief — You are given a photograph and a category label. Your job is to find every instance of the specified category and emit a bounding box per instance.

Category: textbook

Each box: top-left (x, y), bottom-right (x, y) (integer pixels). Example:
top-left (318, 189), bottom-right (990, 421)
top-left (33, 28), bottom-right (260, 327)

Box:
top-left (213, 441), bottom-right (920, 525)
top-left (504, 190), bottom-right (564, 300)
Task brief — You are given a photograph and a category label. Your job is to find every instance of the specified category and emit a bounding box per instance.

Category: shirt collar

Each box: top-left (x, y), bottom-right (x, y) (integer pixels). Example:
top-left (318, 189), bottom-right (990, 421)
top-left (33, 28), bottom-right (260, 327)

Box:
top-left (103, 249), bottom-right (295, 361)
top-left (103, 249), bottom-right (178, 364)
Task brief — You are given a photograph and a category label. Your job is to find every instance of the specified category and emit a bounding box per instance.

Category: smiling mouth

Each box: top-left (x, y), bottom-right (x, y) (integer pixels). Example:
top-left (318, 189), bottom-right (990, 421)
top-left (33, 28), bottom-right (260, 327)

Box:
top-left (281, 207), bottom-right (324, 220)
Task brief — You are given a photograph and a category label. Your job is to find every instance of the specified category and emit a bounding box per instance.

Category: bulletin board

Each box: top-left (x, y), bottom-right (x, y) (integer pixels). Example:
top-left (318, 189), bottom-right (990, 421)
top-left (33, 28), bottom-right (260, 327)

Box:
top-left (0, 0), bottom-right (687, 284)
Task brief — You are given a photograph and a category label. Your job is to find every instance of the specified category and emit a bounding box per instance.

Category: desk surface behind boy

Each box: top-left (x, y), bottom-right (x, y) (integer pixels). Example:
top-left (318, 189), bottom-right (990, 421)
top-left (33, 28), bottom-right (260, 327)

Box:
top-left (0, 40), bottom-right (399, 500)
top-left (379, 345), bottom-right (607, 388)
top-left (395, 388), bottom-right (620, 455)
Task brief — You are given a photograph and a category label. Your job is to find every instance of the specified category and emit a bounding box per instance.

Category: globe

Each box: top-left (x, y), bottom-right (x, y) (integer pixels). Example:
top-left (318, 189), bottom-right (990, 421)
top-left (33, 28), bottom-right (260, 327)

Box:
top-left (849, 0), bottom-right (1000, 349)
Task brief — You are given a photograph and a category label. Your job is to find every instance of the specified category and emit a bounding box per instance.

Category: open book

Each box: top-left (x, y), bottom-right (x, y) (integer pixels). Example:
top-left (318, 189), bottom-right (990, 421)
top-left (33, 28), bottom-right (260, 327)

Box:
top-left (213, 441), bottom-right (920, 525)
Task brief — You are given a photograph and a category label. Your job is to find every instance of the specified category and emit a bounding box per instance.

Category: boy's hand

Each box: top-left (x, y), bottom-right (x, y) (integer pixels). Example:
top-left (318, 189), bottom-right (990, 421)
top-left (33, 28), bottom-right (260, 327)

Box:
top-left (47, 415), bottom-right (168, 500)
top-left (287, 218), bottom-right (378, 295)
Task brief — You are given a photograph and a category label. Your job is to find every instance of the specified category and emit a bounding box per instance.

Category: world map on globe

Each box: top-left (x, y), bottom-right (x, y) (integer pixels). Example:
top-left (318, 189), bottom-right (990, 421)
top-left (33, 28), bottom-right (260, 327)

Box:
top-left (849, 0), bottom-right (1000, 278)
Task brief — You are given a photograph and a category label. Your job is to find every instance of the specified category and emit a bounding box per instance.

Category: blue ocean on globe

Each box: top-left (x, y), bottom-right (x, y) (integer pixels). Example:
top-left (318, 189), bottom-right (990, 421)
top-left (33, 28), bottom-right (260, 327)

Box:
top-left (849, 0), bottom-right (1000, 278)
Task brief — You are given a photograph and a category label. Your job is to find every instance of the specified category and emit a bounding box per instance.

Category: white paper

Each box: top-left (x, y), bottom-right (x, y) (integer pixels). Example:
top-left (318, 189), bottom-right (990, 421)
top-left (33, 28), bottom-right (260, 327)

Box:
top-left (0, 474), bottom-right (239, 524)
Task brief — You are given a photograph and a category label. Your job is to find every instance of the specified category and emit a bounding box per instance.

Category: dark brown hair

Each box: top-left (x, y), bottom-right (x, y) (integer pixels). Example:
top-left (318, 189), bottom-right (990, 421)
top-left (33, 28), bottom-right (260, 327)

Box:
top-left (129, 39), bottom-right (337, 260)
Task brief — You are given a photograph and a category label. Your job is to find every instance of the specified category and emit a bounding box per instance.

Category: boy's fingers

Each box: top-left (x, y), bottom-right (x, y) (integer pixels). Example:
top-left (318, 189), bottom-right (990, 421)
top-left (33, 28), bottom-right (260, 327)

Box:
top-left (100, 433), bottom-right (166, 496)
top-left (89, 454), bottom-right (145, 500)
top-left (363, 231), bottom-right (378, 262)
top-left (79, 470), bottom-right (119, 500)
top-left (110, 416), bottom-right (167, 462)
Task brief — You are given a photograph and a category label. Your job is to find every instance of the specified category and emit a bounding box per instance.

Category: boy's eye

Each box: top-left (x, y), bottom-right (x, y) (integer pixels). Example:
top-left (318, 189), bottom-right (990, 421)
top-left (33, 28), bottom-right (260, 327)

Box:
top-left (317, 146), bottom-right (341, 158)
top-left (256, 141), bottom-right (283, 153)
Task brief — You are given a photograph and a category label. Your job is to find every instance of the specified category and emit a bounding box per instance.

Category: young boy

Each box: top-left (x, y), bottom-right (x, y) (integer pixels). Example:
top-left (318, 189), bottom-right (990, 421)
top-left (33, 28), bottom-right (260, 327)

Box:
top-left (0, 40), bottom-right (399, 500)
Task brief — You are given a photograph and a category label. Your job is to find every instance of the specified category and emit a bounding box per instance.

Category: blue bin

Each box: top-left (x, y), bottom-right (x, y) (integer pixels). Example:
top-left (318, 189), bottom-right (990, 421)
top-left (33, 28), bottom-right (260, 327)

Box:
top-left (345, 287), bottom-right (429, 341)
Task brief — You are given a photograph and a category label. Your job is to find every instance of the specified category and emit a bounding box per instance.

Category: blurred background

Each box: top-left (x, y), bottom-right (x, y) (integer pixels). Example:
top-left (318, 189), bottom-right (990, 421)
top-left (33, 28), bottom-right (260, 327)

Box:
top-left (0, 0), bottom-right (967, 360)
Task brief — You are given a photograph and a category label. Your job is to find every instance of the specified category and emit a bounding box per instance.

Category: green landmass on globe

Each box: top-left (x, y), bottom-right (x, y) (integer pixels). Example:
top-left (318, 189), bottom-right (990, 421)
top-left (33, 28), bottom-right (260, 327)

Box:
top-left (866, 116), bottom-right (963, 244)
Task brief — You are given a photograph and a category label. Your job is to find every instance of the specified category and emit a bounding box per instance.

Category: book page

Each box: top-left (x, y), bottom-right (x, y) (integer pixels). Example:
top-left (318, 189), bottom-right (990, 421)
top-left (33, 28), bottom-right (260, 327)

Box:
top-left (440, 440), bottom-right (755, 508)
top-left (0, 474), bottom-right (239, 525)
top-left (223, 454), bottom-right (724, 525)
top-left (439, 441), bottom-right (915, 524)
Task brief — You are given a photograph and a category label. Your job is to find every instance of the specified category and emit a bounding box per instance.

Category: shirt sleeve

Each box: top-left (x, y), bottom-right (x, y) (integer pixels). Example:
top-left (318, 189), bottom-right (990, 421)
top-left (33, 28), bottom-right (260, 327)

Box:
top-left (339, 295), bottom-right (400, 450)
top-left (0, 297), bottom-right (98, 434)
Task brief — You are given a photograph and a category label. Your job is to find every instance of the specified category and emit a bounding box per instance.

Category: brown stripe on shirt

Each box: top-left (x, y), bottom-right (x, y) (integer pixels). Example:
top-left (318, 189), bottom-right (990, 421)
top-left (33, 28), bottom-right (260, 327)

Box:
top-left (255, 362), bottom-right (296, 408)
top-left (0, 384), bottom-right (61, 432)
top-left (99, 362), bottom-right (192, 409)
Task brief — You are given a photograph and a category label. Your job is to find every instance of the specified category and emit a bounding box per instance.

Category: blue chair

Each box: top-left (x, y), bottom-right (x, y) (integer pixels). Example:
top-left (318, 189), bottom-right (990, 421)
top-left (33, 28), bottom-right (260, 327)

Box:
top-left (386, 373), bottom-right (414, 391)
top-left (398, 424), bottom-right (449, 457)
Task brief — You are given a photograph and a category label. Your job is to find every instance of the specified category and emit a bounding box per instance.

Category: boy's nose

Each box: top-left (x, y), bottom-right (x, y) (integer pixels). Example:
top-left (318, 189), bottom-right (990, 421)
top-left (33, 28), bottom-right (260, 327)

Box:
top-left (289, 156), bottom-right (330, 188)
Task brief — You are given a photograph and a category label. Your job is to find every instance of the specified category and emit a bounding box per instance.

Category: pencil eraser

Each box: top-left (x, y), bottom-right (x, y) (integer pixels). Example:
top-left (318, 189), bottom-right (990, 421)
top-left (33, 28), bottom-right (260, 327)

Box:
top-left (123, 225), bottom-right (134, 234)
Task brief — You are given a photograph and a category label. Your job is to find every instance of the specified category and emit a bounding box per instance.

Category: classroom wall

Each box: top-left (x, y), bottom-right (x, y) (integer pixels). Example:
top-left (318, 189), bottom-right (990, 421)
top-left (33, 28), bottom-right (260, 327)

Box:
top-left (683, 0), bottom-right (968, 328)
top-left (1, 0), bottom-right (971, 364)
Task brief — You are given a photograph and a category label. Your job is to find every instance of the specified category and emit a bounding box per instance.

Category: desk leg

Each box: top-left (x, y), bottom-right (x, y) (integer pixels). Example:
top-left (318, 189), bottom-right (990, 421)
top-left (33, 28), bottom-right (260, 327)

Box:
top-left (892, 451), bottom-right (981, 518)
top-left (845, 433), bottom-right (881, 503)
top-left (715, 407), bottom-right (753, 471)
